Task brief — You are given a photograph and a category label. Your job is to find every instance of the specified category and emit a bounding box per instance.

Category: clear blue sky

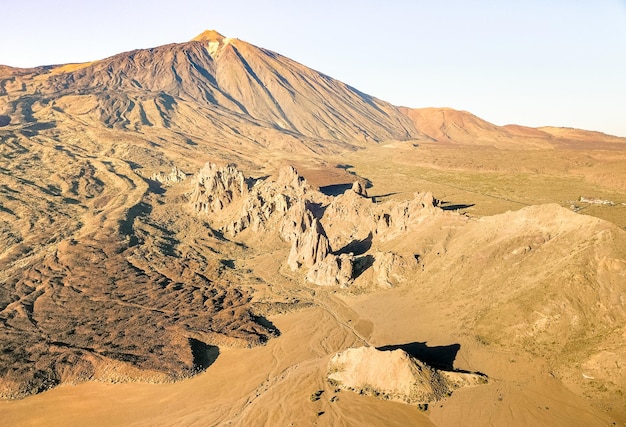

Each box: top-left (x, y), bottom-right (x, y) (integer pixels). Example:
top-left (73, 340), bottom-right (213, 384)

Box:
top-left (2, 0), bottom-right (625, 136)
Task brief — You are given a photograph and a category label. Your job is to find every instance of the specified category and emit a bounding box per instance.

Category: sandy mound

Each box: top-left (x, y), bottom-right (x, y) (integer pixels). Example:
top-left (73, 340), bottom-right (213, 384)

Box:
top-left (327, 346), bottom-right (487, 404)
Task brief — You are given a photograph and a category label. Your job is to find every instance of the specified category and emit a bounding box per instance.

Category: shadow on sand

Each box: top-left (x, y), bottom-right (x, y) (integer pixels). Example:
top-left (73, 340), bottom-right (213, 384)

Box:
top-left (319, 183), bottom-right (353, 196)
top-left (440, 202), bottom-right (475, 211)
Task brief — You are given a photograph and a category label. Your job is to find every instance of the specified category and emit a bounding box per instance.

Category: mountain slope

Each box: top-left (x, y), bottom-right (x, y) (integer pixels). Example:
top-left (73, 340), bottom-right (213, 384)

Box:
top-left (1, 29), bottom-right (626, 425)
top-left (1, 30), bottom-right (426, 150)
top-left (3, 30), bottom-right (625, 155)
top-left (399, 106), bottom-right (626, 148)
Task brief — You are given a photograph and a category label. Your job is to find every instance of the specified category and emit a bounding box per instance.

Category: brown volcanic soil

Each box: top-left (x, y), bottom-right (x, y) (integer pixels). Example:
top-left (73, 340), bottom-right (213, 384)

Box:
top-left (1, 30), bottom-right (626, 426)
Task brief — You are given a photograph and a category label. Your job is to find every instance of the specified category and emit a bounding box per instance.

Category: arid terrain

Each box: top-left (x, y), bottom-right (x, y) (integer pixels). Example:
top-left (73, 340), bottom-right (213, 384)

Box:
top-left (1, 30), bottom-right (625, 426)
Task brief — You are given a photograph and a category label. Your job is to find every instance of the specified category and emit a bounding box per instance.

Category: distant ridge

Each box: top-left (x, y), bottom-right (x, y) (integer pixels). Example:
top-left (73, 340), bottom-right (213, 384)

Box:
top-left (399, 106), bottom-right (626, 147)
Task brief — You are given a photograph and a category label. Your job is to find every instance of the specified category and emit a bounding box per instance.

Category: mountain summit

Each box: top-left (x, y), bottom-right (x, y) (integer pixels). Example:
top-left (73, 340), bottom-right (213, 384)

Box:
top-left (191, 29), bottom-right (230, 58)
top-left (1, 29), bottom-right (626, 426)
top-left (191, 29), bottom-right (226, 42)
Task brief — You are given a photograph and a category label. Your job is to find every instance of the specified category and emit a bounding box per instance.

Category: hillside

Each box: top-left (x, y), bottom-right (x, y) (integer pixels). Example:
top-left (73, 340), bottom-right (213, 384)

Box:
top-left (1, 30), bottom-right (626, 425)
top-left (0, 31), bottom-right (426, 152)
top-left (399, 106), bottom-right (626, 148)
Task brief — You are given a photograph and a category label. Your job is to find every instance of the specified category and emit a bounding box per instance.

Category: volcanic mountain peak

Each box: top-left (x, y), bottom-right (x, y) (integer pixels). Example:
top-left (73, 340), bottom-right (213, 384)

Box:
top-left (2, 28), bottom-right (626, 426)
top-left (192, 29), bottom-right (226, 42)
top-left (191, 29), bottom-right (231, 57)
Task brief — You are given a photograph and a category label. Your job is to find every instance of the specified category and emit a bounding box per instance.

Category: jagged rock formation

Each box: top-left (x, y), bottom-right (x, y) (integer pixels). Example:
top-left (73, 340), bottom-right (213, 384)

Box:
top-left (327, 347), bottom-right (487, 404)
top-left (287, 217), bottom-right (331, 271)
top-left (306, 253), bottom-right (355, 287)
top-left (373, 192), bottom-right (441, 239)
top-left (190, 161), bottom-right (445, 289)
top-left (274, 165), bottom-right (310, 193)
top-left (228, 166), bottom-right (313, 235)
top-left (351, 180), bottom-right (367, 197)
top-left (190, 162), bottom-right (317, 235)
top-left (320, 187), bottom-right (442, 253)
top-left (150, 166), bottom-right (187, 185)
top-left (2, 29), bottom-right (626, 421)
top-left (191, 162), bottom-right (334, 273)
top-left (191, 163), bottom-right (247, 215)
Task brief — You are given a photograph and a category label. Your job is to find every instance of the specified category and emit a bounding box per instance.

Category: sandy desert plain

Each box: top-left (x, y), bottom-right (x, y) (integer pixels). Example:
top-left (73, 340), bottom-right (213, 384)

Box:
top-left (1, 31), bottom-right (626, 426)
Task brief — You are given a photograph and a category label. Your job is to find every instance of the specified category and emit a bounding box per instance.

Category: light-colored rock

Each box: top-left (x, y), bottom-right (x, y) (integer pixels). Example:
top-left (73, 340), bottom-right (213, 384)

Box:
top-left (351, 181), bottom-right (367, 196)
top-left (287, 217), bottom-right (331, 271)
top-left (190, 162), bottom-right (335, 276)
top-left (192, 163), bottom-right (317, 236)
top-left (227, 188), bottom-right (293, 234)
top-left (372, 251), bottom-right (419, 288)
top-left (279, 200), bottom-right (314, 243)
top-left (150, 166), bottom-right (187, 185)
top-left (306, 253), bottom-right (355, 287)
top-left (190, 163), bottom-right (247, 214)
top-left (328, 346), bottom-right (487, 404)
top-left (224, 166), bottom-right (315, 236)
top-left (276, 165), bottom-right (310, 193)
top-left (190, 163), bottom-right (443, 289)
top-left (322, 189), bottom-right (375, 251)
top-left (374, 192), bottom-right (440, 240)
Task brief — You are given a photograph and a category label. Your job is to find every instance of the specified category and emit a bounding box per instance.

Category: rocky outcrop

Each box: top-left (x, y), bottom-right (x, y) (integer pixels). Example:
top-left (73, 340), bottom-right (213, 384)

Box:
top-left (279, 200), bottom-right (314, 242)
top-left (191, 162), bottom-right (442, 289)
top-left (373, 251), bottom-right (419, 288)
top-left (275, 165), bottom-right (310, 194)
top-left (321, 189), bottom-right (375, 251)
top-left (306, 253), bottom-right (355, 287)
top-left (327, 347), bottom-right (487, 404)
top-left (150, 166), bottom-right (187, 185)
top-left (192, 162), bottom-right (318, 236)
top-left (225, 166), bottom-right (315, 235)
top-left (287, 217), bottom-right (331, 271)
top-left (351, 180), bottom-right (367, 197)
top-left (322, 189), bottom-right (441, 251)
top-left (191, 163), bottom-right (247, 214)
top-left (226, 187), bottom-right (293, 234)
top-left (374, 192), bottom-right (440, 239)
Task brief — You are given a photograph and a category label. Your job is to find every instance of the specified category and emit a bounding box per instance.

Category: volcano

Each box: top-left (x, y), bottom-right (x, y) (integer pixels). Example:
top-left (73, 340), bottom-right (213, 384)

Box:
top-left (1, 30), bottom-right (626, 426)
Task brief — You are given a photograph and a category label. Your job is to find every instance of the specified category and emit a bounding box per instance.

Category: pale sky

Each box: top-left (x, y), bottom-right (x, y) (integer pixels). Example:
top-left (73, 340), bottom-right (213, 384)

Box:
top-left (2, 0), bottom-right (625, 136)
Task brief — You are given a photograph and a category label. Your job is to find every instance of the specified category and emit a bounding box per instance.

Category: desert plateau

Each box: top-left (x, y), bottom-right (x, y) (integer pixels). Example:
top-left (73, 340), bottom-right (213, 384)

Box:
top-left (1, 29), bottom-right (626, 426)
